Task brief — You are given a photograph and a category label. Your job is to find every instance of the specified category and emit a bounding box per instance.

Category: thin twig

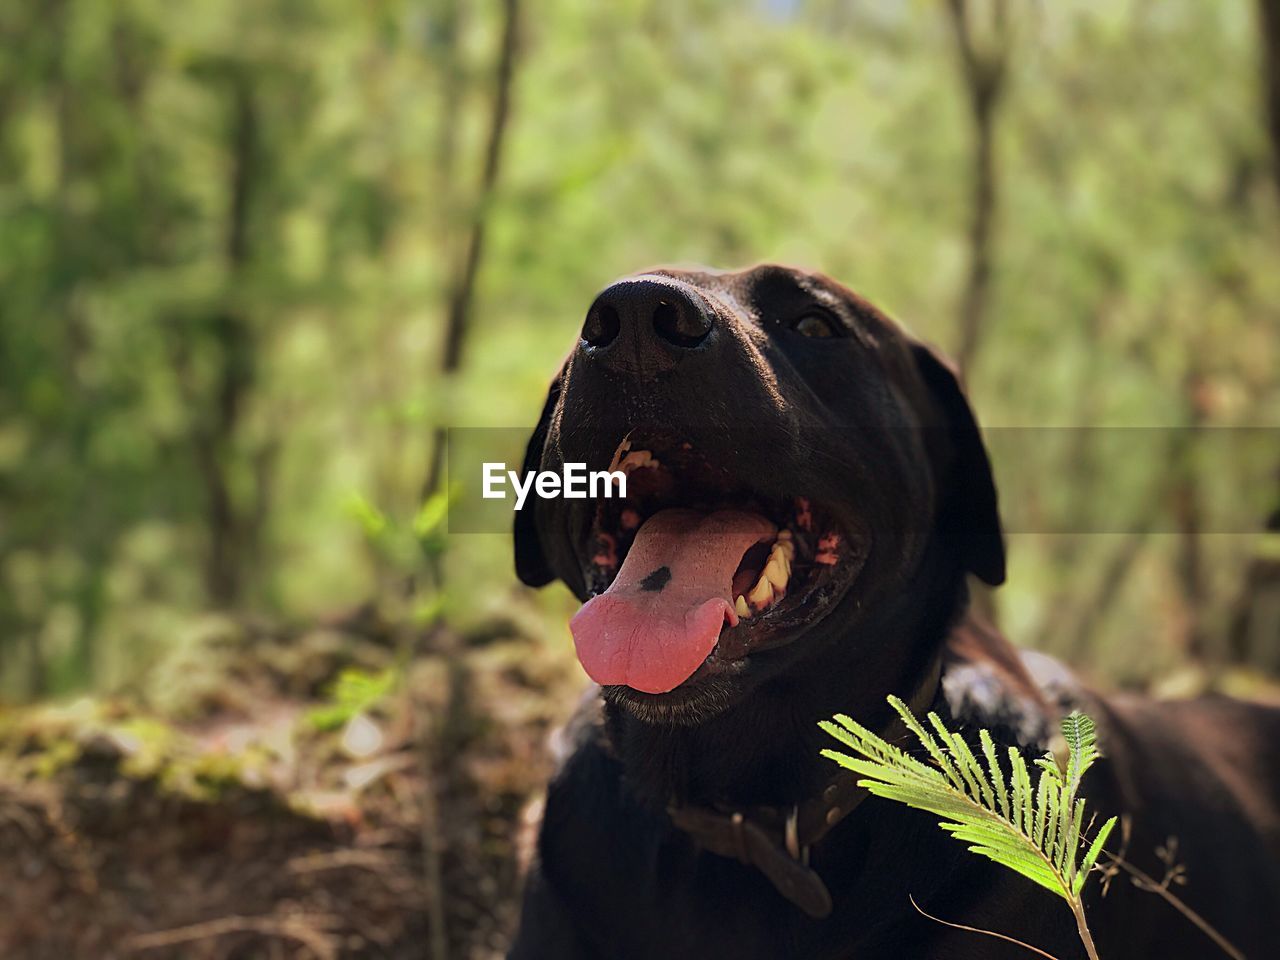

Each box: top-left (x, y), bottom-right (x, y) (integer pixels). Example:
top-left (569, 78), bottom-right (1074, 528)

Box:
top-left (1103, 853), bottom-right (1247, 960)
top-left (387, 659), bottom-right (450, 960)
top-left (122, 914), bottom-right (338, 959)
top-left (286, 848), bottom-right (397, 873)
top-left (423, 0), bottom-right (523, 501)
top-left (941, 0), bottom-right (1011, 381)
top-left (909, 894), bottom-right (1062, 959)
top-left (415, 723), bottom-right (449, 960)
top-left (286, 848), bottom-right (417, 895)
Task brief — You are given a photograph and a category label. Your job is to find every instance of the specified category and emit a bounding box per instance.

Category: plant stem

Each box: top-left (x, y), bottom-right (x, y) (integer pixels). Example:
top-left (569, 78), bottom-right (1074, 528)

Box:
top-left (909, 895), bottom-right (1061, 960)
top-left (1103, 853), bottom-right (1246, 960)
top-left (1071, 897), bottom-right (1102, 960)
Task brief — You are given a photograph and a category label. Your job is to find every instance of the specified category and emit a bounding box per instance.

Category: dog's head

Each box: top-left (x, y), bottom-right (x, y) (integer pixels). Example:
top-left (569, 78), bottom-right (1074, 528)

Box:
top-left (515, 265), bottom-right (1003, 723)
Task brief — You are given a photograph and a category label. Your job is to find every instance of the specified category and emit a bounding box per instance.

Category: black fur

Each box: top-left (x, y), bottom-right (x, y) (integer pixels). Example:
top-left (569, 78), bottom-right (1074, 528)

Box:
top-left (509, 265), bottom-right (1280, 959)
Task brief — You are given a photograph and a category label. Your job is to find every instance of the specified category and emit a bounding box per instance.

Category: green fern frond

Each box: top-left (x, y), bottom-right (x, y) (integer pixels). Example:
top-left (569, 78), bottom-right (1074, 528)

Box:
top-left (1062, 711), bottom-right (1101, 792)
top-left (1034, 771), bottom-right (1051, 849)
top-left (979, 729), bottom-right (1011, 822)
top-left (821, 703), bottom-right (1115, 960)
top-left (1011, 747), bottom-right (1034, 835)
top-left (1075, 815), bottom-right (1118, 897)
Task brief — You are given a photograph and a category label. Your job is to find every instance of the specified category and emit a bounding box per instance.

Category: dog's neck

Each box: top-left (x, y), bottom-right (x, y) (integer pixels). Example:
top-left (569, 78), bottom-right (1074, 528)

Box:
top-left (604, 546), bottom-right (968, 810)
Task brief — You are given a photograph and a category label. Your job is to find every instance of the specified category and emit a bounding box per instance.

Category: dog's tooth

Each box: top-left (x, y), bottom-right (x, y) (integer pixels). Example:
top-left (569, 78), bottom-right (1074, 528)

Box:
top-left (735, 595), bottom-right (750, 619)
top-left (767, 543), bottom-right (793, 579)
top-left (619, 450), bottom-right (659, 472)
top-left (764, 556), bottom-right (788, 591)
top-left (747, 573), bottom-right (773, 608)
top-left (607, 437), bottom-right (633, 473)
top-left (617, 450), bottom-right (659, 475)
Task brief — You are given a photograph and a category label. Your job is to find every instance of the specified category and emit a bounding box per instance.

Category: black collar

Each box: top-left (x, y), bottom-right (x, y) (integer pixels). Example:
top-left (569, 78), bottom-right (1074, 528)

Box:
top-left (666, 654), bottom-right (944, 919)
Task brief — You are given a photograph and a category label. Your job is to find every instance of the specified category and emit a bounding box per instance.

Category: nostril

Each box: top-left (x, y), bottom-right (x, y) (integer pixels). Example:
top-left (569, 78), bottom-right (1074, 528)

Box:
top-left (582, 304), bottom-right (621, 347)
top-left (652, 299), bottom-right (711, 348)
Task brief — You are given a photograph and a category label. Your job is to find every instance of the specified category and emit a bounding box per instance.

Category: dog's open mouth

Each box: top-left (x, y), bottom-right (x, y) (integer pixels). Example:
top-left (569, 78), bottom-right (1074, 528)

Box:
top-left (570, 431), bottom-right (868, 697)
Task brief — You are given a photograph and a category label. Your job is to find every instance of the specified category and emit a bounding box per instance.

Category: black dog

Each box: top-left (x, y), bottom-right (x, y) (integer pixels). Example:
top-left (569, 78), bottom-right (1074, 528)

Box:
top-left (508, 265), bottom-right (1280, 959)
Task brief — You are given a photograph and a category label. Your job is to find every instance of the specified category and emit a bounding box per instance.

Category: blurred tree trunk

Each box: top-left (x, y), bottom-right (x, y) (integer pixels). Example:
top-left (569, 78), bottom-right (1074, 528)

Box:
top-left (943, 0), bottom-right (1010, 384)
top-left (199, 74), bottom-right (260, 607)
top-left (24, 0), bottom-right (75, 696)
top-left (422, 0), bottom-right (522, 503)
top-left (408, 10), bottom-right (523, 959)
top-left (433, 0), bottom-right (466, 242)
top-left (1228, 502), bottom-right (1280, 669)
top-left (1171, 372), bottom-right (1210, 661)
top-left (1067, 526), bottom-right (1154, 659)
top-left (943, 0), bottom-right (1011, 625)
top-left (1223, 0), bottom-right (1280, 666)
top-left (1260, 0), bottom-right (1280, 195)
top-left (48, 0), bottom-right (97, 693)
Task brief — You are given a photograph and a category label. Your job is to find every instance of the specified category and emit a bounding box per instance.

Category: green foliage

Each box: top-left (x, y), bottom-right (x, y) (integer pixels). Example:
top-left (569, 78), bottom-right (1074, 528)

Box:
top-left (0, 700), bottom-right (273, 801)
top-left (413, 488), bottom-right (452, 559)
top-left (345, 492), bottom-right (391, 542)
top-left (306, 666), bottom-right (397, 732)
top-left (0, 0), bottom-right (1277, 699)
top-left (821, 701), bottom-right (1117, 956)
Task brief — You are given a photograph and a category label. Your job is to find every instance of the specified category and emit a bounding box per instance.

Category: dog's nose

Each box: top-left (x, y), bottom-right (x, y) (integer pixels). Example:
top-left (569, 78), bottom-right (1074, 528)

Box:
top-left (580, 279), bottom-right (713, 371)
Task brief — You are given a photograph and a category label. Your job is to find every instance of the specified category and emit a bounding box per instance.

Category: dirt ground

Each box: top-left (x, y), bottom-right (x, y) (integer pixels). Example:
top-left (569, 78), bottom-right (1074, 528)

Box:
top-left (0, 613), bottom-right (582, 959)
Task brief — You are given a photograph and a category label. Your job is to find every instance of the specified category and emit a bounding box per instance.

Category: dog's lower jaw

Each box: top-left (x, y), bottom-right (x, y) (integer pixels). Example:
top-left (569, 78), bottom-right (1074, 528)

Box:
top-left (603, 549), bottom-right (969, 810)
top-left (602, 677), bottom-right (739, 727)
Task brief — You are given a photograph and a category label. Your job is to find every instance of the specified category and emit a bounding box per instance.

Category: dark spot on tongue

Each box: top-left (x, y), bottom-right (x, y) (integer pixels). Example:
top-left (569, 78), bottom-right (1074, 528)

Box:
top-left (570, 507), bottom-right (776, 694)
top-left (639, 565), bottom-right (672, 592)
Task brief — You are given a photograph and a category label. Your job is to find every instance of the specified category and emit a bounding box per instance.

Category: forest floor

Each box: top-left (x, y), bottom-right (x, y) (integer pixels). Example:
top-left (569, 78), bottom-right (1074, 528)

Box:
top-left (4, 601), bottom-right (1277, 960)
top-left (0, 606), bottom-right (583, 960)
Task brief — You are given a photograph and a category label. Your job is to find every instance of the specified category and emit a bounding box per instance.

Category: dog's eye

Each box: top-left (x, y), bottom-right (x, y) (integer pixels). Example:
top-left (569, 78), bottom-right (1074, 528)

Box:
top-left (790, 311), bottom-right (836, 338)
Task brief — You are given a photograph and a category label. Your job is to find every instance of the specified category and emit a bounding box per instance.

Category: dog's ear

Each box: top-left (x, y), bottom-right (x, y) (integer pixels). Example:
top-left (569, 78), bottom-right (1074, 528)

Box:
top-left (910, 343), bottom-right (1005, 586)
top-left (513, 368), bottom-right (564, 587)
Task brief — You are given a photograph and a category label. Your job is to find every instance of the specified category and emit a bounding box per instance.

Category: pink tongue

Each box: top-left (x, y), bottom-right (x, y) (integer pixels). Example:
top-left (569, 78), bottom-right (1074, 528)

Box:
top-left (570, 508), bottom-right (776, 695)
